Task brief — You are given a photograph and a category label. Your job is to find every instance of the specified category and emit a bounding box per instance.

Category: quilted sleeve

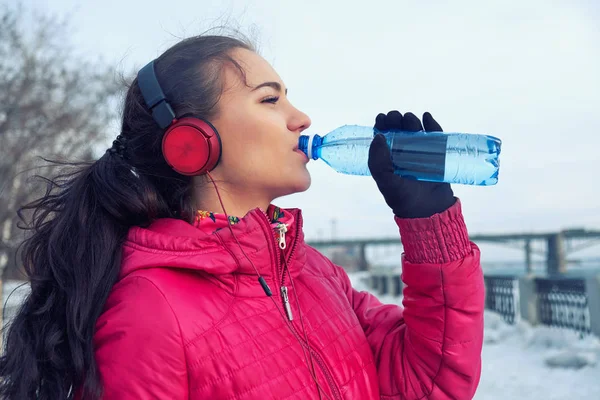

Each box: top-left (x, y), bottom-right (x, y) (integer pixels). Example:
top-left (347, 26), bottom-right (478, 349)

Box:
top-left (92, 276), bottom-right (188, 399)
top-left (336, 200), bottom-right (485, 400)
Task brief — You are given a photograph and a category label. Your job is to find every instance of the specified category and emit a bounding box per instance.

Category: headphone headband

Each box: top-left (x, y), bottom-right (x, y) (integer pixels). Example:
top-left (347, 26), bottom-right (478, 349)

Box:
top-left (137, 61), bottom-right (176, 129)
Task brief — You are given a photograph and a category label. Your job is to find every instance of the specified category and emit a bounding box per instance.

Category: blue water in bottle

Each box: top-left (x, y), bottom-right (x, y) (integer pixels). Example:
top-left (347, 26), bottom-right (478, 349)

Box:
top-left (297, 125), bottom-right (501, 186)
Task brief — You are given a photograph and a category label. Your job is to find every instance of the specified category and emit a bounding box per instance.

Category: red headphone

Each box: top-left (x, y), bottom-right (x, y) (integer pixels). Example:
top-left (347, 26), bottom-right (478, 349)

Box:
top-left (137, 61), bottom-right (221, 176)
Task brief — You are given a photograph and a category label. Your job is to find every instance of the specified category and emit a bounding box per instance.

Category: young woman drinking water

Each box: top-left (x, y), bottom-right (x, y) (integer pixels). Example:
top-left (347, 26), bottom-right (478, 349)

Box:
top-left (0, 34), bottom-right (484, 400)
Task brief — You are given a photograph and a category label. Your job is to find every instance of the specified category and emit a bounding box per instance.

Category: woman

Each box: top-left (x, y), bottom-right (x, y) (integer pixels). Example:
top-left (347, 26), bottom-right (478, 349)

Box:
top-left (0, 35), bottom-right (484, 399)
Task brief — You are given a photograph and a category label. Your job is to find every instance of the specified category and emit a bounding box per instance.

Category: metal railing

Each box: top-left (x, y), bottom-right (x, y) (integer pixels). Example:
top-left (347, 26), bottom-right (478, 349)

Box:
top-left (369, 273), bottom-right (402, 297)
top-left (369, 272), bottom-right (597, 337)
top-left (391, 275), bottom-right (402, 297)
top-left (535, 278), bottom-right (591, 335)
top-left (484, 276), bottom-right (520, 324)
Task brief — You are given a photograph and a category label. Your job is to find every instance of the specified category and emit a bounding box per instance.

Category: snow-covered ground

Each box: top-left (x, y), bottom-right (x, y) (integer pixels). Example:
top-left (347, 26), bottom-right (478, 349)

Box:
top-left (349, 272), bottom-right (600, 399)
top-left (478, 312), bottom-right (600, 399)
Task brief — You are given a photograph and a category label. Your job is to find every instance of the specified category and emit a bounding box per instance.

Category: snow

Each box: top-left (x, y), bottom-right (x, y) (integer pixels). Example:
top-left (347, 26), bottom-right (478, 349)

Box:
top-left (349, 272), bottom-right (600, 399)
top-left (478, 312), bottom-right (600, 399)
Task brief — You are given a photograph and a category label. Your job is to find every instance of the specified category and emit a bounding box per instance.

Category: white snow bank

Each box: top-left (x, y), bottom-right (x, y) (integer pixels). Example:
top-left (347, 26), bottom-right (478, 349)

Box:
top-left (483, 311), bottom-right (533, 344)
top-left (484, 310), bottom-right (600, 369)
top-left (545, 351), bottom-right (597, 369)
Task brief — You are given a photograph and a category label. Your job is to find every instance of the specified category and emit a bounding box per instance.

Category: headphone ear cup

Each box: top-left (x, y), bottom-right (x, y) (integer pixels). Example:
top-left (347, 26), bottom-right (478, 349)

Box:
top-left (161, 117), bottom-right (221, 176)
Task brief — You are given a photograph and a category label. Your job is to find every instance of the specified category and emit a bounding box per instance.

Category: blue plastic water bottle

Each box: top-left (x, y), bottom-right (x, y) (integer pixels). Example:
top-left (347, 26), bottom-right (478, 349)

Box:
top-left (298, 125), bottom-right (501, 186)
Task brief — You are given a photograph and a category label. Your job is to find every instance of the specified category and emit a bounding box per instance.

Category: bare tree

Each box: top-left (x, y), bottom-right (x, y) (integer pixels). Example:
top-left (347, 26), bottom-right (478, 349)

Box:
top-left (0, 4), bottom-right (123, 280)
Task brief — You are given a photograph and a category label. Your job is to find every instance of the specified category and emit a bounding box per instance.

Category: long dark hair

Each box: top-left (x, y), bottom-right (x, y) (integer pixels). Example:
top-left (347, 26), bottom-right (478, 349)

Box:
top-left (0, 34), bottom-right (253, 400)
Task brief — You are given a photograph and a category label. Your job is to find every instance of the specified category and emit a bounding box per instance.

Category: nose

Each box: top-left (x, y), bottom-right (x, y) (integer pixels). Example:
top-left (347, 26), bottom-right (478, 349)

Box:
top-left (288, 105), bottom-right (311, 134)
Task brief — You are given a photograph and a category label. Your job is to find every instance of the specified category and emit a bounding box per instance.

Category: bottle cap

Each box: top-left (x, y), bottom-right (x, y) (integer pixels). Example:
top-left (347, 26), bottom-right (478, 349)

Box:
top-left (307, 134), bottom-right (315, 160)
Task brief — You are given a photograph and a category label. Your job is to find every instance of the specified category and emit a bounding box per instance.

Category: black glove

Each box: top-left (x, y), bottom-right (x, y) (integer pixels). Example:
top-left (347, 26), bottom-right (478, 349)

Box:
top-left (368, 111), bottom-right (456, 219)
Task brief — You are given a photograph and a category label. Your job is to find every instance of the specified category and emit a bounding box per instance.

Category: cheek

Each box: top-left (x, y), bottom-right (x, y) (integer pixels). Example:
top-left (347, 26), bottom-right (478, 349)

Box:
top-left (214, 106), bottom-right (297, 184)
top-left (219, 129), bottom-right (282, 179)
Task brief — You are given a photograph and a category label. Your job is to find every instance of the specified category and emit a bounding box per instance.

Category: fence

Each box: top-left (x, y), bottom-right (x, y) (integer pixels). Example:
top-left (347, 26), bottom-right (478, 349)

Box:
top-left (484, 276), bottom-right (519, 324)
top-left (535, 277), bottom-right (591, 335)
top-left (369, 269), bottom-right (402, 297)
top-left (369, 272), bottom-right (600, 337)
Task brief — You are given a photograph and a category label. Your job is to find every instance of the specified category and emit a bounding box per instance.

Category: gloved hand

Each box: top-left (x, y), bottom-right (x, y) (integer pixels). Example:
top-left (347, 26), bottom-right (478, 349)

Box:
top-left (368, 111), bottom-right (456, 219)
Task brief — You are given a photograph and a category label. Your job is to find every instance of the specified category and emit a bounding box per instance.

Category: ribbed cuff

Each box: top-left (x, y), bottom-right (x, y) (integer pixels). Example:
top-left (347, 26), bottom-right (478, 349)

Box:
top-left (395, 199), bottom-right (471, 264)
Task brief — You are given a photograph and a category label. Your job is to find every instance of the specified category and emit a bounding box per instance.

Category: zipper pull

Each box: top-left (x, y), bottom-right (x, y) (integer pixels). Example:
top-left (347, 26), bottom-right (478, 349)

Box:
top-left (277, 223), bottom-right (288, 250)
top-left (281, 286), bottom-right (294, 321)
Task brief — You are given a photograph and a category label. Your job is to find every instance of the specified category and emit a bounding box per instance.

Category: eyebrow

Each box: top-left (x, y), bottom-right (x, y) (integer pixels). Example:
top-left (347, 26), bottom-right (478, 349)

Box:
top-left (252, 81), bottom-right (288, 95)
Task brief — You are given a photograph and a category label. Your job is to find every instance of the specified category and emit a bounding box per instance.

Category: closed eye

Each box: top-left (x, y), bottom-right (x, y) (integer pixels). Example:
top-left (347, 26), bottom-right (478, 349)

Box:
top-left (261, 96), bottom-right (279, 104)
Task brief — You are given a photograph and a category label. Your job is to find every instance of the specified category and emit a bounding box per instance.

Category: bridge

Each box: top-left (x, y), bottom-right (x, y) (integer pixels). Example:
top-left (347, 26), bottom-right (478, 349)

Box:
top-left (307, 229), bottom-right (600, 275)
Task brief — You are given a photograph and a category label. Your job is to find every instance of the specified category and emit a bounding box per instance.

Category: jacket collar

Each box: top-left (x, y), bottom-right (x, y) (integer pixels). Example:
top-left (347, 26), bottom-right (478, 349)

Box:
top-left (121, 207), bottom-right (306, 297)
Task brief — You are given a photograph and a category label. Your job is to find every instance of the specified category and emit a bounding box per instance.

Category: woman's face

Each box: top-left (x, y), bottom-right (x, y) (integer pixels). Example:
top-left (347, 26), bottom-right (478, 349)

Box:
top-left (209, 48), bottom-right (312, 202)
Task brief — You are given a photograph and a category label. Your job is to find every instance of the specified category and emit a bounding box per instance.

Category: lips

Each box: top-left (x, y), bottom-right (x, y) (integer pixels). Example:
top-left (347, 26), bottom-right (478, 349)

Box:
top-left (294, 148), bottom-right (308, 161)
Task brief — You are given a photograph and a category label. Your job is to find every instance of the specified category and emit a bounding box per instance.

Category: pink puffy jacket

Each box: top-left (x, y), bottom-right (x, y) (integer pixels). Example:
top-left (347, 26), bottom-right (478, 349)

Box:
top-left (93, 200), bottom-right (484, 399)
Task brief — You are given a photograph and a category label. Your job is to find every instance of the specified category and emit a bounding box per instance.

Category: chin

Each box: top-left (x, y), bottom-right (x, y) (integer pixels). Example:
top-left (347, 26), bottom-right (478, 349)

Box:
top-left (293, 179), bottom-right (311, 194)
top-left (293, 170), bottom-right (312, 193)
top-left (277, 172), bottom-right (312, 197)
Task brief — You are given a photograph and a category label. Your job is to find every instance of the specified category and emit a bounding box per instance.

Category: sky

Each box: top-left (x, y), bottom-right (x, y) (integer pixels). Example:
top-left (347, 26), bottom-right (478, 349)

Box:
top-left (23, 0), bottom-right (600, 261)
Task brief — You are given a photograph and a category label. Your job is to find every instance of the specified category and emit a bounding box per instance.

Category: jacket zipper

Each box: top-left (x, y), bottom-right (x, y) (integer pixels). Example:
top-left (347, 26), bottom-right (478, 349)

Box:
top-left (277, 223), bottom-right (293, 322)
top-left (281, 309), bottom-right (343, 400)
top-left (276, 222), bottom-right (288, 285)
top-left (309, 348), bottom-right (342, 400)
top-left (262, 213), bottom-right (342, 400)
top-left (280, 286), bottom-right (293, 321)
